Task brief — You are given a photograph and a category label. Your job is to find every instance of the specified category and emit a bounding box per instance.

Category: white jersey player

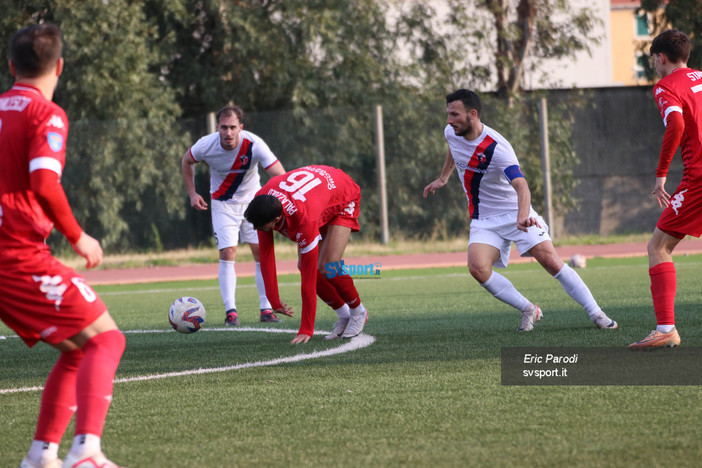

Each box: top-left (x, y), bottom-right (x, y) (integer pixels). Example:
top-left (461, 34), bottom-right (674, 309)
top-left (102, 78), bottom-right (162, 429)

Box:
top-left (182, 105), bottom-right (286, 325)
top-left (424, 89), bottom-right (617, 332)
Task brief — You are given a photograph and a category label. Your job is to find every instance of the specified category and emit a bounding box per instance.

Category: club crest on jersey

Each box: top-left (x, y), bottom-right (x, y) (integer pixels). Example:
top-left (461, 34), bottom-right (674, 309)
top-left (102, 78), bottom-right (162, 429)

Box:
top-left (240, 154), bottom-right (249, 165)
top-left (476, 152), bottom-right (487, 164)
top-left (47, 132), bottom-right (64, 152)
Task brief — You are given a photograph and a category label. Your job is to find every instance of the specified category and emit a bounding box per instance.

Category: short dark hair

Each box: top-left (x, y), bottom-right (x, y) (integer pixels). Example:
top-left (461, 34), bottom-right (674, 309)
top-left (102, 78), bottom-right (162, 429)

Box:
top-left (10, 23), bottom-right (62, 78)
top-left (244, 195), bottom-right (283, 229)
top-left (216, 105), bottom-right (244, 124)
top-left (446, 89), bottom-right (481, 117)
top-left (650, 29), bottom-right (690, 64)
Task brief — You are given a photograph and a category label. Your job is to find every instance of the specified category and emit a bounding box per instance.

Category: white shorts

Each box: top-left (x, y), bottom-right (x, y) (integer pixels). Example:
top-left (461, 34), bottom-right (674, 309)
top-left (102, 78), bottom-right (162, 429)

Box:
top-left (211, 200), bottom-right (258, 249)
top-left (468, 209), bottom-right (551, 268)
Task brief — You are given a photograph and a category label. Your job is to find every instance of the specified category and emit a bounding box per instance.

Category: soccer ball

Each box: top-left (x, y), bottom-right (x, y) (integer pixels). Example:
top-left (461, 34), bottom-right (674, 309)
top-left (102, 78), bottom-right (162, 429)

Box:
top-left (568, 254), bottom-right (587, 269)
top-left (169, 296), bottom-right (206, 333)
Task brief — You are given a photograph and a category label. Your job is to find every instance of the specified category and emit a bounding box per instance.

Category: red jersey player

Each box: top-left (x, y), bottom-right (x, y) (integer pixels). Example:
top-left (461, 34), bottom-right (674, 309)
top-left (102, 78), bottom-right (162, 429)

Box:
top-left (0, 25), bottom-right (125, 467)
top-left (630, 30), bottom-right (702, 349)
top-left (244, 165), bottom-right (369, 344)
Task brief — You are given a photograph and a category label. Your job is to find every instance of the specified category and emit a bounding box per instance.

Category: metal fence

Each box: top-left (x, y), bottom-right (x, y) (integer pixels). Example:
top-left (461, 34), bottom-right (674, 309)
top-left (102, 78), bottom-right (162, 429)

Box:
top-left (55, 86), bottom-right (671, 253)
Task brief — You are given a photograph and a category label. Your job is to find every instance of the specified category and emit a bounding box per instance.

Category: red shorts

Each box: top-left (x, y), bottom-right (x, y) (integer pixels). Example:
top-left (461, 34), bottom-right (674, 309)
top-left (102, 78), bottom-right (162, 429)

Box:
top-left (0, 254), bottom-right (107, 347)
top-left (657, 181), bottom-right (702, 239)
top-left (320, 192), bottom-right (362, 234)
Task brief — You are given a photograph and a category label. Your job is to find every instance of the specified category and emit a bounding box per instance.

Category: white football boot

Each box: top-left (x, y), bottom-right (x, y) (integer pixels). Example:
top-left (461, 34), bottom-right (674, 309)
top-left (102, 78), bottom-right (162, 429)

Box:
top-left (517, 304), bottom-right (543, 332)
top-left (62, 452), bottom-right (123, 468)
top-left (342, 307), bottom-right (368, 339)
top-left (324, 318), bottom-right (349, 340)
top-left (19, 457), bottom-right (62, 468)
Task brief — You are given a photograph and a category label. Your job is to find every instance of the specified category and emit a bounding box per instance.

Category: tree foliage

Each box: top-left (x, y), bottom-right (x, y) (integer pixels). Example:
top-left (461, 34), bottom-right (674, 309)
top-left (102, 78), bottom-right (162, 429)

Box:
top-left (640, 0), bottom-right (702, 70)
top-left (393, 0), bottom-right (600, 98)
top-left (0, 0), bottom-right (599, 249)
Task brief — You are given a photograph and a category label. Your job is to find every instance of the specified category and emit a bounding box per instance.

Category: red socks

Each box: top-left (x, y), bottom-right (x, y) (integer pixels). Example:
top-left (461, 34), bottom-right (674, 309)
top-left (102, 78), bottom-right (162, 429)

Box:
top-left (325, 273), bottom-right (361, 309)
top-left (74, 330), bottom-right (126, 436)
top-left (650, 262), bottom-right (676, 326)
top-left (35, 349), bottom-right (84, 443)
top-left (316, 271), bottom-right (346, 309)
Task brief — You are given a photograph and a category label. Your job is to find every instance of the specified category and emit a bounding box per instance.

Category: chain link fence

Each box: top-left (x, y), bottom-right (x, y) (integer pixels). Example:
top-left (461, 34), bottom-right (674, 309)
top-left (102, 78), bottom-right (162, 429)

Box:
top-left (54, 86), bottom-right (672, 253)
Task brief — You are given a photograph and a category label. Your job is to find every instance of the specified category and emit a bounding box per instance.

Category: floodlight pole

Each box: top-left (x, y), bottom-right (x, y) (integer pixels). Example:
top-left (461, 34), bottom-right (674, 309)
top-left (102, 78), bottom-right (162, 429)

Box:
top-left (374, 105), bottom-right (389, 244)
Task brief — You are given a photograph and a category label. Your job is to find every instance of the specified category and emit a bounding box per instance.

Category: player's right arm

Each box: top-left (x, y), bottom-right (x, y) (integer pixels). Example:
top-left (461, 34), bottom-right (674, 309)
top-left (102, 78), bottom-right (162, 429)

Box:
top-left (181, 149), bottom-right (208, 211)
top-left (652, 111), bottom-right (684, 208)
top-left (30, 168), bottom-right (103, 268)
top-left (423, 149), bottom-right (455, 197)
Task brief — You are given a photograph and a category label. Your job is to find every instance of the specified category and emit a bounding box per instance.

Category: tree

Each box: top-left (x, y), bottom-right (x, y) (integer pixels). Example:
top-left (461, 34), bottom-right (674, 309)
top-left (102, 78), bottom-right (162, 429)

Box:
top-left (640, 0), bottom-right (702, 70)
top-left (394, 0), bottom-right (601, 99)
top-left (0, 0), bottom-right (190, 251)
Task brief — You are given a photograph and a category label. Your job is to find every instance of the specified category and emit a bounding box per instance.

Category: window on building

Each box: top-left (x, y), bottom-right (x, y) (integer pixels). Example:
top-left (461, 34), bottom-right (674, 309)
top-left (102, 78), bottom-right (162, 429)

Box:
top-left (635, 54), bottom-right (649, 81)
top-left (635, 12), bottom-right (650, 38)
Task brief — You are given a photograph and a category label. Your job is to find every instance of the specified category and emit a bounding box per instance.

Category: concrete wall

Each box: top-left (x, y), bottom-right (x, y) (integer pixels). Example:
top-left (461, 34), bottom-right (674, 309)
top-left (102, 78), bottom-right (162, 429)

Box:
top-left (553, 86), bottom-right (684, 236)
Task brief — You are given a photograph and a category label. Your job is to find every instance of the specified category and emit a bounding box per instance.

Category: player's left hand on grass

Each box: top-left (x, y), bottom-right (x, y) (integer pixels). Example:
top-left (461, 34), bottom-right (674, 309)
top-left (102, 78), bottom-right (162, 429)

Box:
top-left (274, 302), bottom-right (294, 317)
top-left (71, 231), bottom-right (103, 268)
top-left (290, 333), bottom-right (311, 344)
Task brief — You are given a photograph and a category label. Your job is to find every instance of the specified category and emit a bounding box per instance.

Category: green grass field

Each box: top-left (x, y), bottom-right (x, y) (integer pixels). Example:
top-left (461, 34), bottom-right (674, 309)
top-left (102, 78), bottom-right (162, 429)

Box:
top-left (2, 255), bottom-right (702, 467)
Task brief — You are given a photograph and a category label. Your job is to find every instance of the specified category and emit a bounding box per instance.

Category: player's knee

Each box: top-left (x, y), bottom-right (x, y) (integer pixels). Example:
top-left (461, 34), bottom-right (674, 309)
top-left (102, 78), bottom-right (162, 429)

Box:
top-left (468, 263), bottom-right (491, 282)
top-left (87, 329), bottom-right (126, 359)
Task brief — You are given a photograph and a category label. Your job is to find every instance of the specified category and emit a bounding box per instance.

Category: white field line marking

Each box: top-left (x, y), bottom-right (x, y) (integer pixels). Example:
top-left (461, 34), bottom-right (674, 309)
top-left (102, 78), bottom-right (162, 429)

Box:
top-left (0, 329), bottom-right (375, 395)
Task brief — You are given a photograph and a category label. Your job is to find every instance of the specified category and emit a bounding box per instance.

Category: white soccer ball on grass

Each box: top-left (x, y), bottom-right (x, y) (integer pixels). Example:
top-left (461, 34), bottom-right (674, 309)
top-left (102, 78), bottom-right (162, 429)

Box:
top-left (169, 296), bottom-right (206, 333)
top-left (568, 254), bottom-right (587, 269)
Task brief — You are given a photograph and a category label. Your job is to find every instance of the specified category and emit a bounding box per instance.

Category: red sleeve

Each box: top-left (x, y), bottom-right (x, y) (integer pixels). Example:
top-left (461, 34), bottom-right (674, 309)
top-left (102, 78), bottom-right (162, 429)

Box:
top-left (656, 111), bottom-right (685, 177)
top-left (257, 230), bottom-right (282, 310)
top-left (298, 246), bottom-right (319, 336)
top-left (30, 169), bottom-right (83, 244)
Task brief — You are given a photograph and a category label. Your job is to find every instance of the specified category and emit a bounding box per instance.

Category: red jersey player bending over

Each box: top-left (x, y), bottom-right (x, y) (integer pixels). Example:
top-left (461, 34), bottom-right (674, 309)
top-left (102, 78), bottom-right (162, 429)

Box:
top-left (244, 165), bottom-right (369, 344)
top-left (0, 25), bottom-right (125, 467)
top-left (630, 30), bottom-right (702, 349)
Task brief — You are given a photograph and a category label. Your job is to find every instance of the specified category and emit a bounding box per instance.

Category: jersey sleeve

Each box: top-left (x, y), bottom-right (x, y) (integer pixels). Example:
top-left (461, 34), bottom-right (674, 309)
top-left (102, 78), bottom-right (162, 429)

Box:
top-left (189, 134), bottom-right (210, 163)
top-left (654, 83), bottom-right (683, 127)
top-left (253, 135), bottom-right (278, 169)
top-left (28, 106), bottom-right (68, 172)
top-left (27, 107), bottom-right (82, 243)
top-left (656, 111), bottom-right (685, 177)
top-left (30, 169), bottom-right (83, 244)
top-left (298, 244), bottom-right (319, 336)
top-left (257, 230), bottom-right (282, 310)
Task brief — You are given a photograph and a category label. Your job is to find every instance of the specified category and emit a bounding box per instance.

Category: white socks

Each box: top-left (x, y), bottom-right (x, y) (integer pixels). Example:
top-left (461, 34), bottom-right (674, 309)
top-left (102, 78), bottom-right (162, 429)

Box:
top-left (254, 262), bottom-right (271, 309)
top-left (27, 440), bottom-right (59, 465)
top-left (350, 303), bottom-right (366, 316)
top-left (335, 303), bottom-right (351, 319)
top-left (554, 264), bottom-right (601, 317)
top-left (481, 271), bottom-right (531, 312)
top-left (219, 260), bottom-right (236, 311)
top-left (68, 433), bottom-right (101, 457)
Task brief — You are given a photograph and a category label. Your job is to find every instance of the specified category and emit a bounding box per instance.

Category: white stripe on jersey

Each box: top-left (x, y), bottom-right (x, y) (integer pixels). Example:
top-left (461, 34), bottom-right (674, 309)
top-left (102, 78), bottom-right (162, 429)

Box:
top-left (663, 106), bottom-right (683, 126)
top-left (300, 234), bottom-right (322, 254)
top-left (29, 157), bottom-right (62, 176)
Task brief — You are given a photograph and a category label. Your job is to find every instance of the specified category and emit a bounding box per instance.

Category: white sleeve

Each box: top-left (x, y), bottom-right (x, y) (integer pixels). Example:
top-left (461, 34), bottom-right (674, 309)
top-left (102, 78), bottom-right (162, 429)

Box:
top-left (189, 134), bottom-right (212, 162)
top-left (253, 135), bottom-right (278, 169)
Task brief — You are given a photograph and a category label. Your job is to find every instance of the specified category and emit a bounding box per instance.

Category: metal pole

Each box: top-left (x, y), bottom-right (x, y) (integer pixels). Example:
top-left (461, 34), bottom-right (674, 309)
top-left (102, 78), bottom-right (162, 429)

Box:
top-left (539, 97), bottom-right (554, 238)
top-left (374, 105), bottom-right (389, 244)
